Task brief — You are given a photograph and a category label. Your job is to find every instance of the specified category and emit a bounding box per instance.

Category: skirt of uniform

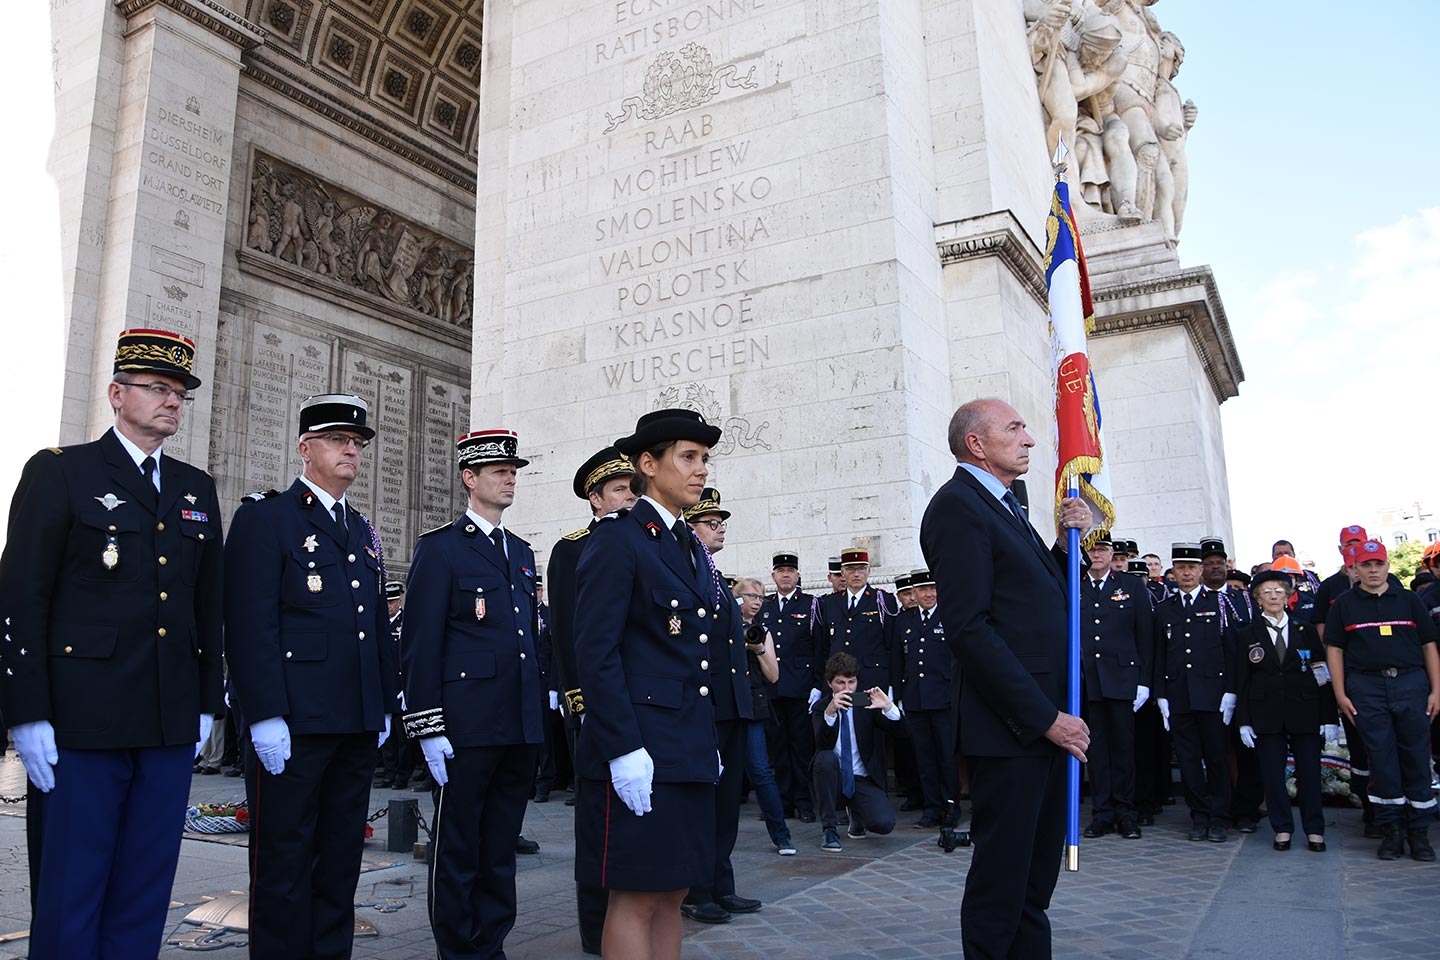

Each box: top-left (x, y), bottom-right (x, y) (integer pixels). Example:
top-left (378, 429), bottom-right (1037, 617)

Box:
top-left (575, 778), bottom-right (714, 892)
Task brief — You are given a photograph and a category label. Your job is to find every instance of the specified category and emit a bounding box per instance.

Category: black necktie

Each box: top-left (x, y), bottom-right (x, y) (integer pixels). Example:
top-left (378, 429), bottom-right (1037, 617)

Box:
top-left (1270, 622), bottom-right (1286, 661)
top-left (671, 520), bottom-right (694, 574)
top-left (848, 594), bottom-right (857, 612)
top-left (1002, 489), bottom-right (1039, 545)
top-left (331, 502), bottom-right (346, 531)
top-left (490, 527), bottom-right (506, 560)
top-left (778, 596), bottom-right (786, 615)
top-left (921, 610), bottom-right (929, 625)
top-left (140, 455), bottom-right (158, 492)
top-left (1183, 594), bottom-right (1193, 611)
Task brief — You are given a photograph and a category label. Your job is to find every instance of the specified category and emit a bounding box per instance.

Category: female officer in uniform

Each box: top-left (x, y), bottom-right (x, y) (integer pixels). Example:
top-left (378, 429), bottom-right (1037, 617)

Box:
top-left (1235, 570), bottom-right (1339, 852)
top-left (573, 409), bottom-right (723, 960)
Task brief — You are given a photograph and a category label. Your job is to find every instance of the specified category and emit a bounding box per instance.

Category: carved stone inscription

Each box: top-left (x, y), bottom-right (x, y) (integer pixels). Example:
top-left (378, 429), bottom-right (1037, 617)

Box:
top-left (140, 103), bottom-right (230, 217)
top-left (341, 351), bottom-right (413, 549)
top-left (421, 377), bottom-right (471, 533)
top-left (245, 152), bottom-right (474, 330)
top-left (245, 323), bottom-right (332, 490)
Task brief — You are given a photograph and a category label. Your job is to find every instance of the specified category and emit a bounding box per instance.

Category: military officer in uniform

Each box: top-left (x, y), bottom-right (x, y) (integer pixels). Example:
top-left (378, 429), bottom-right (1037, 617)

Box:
top-left (1128, 556), bottom-right (1172, 823)
top-left (572, 408), bottom-right (725, 960)
top-left (546, 446), bottom-right (636, 954)
top-left (375, 579), bottom-right (413, 788)
top-left (756, 551), bottom-right (818, 823)
top-left (812, 548), bottom-right (898, 693)
top-left (892, 569), bottom-right (958, 828)
top-left (826, 557), bottom-right (844, 593)
top-left (1155, 543), bottom-right (1238, 842)
top-left (1199, 536), bottom-right (1261, 834)
top-left (1109, 537), bottom-right (1136, 575)
top-left (0, 329), bottom-right (223, 960)
top-left (224, 393), bottom-right (396, 959)
top-left (400, 429), bottom-right (542, 959)
top-left (680, 487), bottom-right (758, 925)
top-left (1078, 533), bottom-right (1153, 840)
top-left (894, 573), bottom-right (916, 611)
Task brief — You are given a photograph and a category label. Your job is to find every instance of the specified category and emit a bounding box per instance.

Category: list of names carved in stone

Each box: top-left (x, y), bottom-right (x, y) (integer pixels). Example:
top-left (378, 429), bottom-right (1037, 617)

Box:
top-left (341, 349), bottom-right (413, 551)
top-left (421, 376), bottom-right (471, 532)
top-left (245, 322), bottom-right (332, 490)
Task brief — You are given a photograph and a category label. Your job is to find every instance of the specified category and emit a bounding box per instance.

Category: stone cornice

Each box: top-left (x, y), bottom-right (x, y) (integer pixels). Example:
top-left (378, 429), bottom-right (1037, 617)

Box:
top-left (1090, 266), bottom-right (1245, 403)
top-left (240, 53), bottom-right (478, 192)
top-left (935, 211), bottom-right (1049, 308)
top-left (115, 0), bottom-right (265, 50)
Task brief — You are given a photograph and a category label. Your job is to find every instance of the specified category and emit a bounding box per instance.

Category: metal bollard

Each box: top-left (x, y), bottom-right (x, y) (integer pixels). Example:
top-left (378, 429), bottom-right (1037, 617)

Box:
top-left (387, 797), bottom-right (419, 853)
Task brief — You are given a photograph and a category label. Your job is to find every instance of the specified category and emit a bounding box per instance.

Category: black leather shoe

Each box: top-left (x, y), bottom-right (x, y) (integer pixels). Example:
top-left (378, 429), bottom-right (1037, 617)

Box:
top-left (681, 902), bottom-right (732, 924)
top-left (1187, 824), bottom-right (1208, 842)
top-left (1208, 825), bottom-right (1229, 843)
top-left (717, 894), bottom-right (762, 914)
top-left (534, 791), bottom-right (550, 803)
top-left (1408, 829), bottom-right (1436, 862)
top-left (1118, 818), bottom-right (1142, 840)
top-left (1082, 820), bottom-right (1113, 839)
top-left (798, 810), bottom-right (815, 823)
top-left (563, 796), bottom-right (576, 806)
top-left (515, 835), bottom-right (540, 854)
top-left (223, 767), bottom-right (243, 778)
top-left (1272, 838), bottom-right (1292, 851)
top-left (1307, 840), bottom-right (1327, 853)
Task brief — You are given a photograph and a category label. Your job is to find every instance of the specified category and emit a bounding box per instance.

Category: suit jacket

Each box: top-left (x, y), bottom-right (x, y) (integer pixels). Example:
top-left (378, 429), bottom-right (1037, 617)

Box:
top-left (0, 429), bottom-right (224, 749)
top-left (1153, 587), bottom-right (1237, 713)
top-left (811, 693), bottom-right (902, 786)
top-left (891, 606), bottom-right (952, 712)
top-left (1080, 571), bottom-right (1154, 701)
top-left (224, 479), bottom-right (395, 735)
top-left (919, 466), bottom-right (1073, 758)
top-left (755, 589), bottom-right (817, 699)
top-left (399, 516), bottom-right (542, 748)
top-left (812, 586), bottom-right (899, 691)
top-left (573, 500), bottom-right (719, 783)
top-left (546, 520), bottom-right (595, 728)
top-left (1235, 617), bottom-right (1337, 735)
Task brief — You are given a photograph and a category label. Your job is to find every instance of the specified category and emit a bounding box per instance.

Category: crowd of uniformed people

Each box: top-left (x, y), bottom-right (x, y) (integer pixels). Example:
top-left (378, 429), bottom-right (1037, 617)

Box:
top-left (0, 329), bottom-right (1437, 960)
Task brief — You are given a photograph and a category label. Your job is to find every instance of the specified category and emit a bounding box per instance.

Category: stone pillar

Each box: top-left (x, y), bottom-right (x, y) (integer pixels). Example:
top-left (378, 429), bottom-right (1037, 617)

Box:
top-left (58, 0), bottom-right (260, 467)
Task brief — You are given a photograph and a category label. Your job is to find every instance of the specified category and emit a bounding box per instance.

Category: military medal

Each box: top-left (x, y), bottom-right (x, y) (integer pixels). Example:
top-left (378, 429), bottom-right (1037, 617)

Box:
top-left (95, 493), bottom-right (126, 511)
top-left (668, 613), bottom-right (682, 635)
top-left (1298, 649), bottom-right (1311, 672)
top-left (184, 493), bottom-right (198, 505)
top-left (475, 596), bottom-right (487, 620)
top-left (102, 534), bottom-right (119, 570)
top-left (307, 573), bottom-right (323, 593)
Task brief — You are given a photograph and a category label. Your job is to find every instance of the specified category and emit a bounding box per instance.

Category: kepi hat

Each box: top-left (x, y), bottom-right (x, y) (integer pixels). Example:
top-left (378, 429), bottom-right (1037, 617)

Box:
top-left (114, 328), bottom-right (201, 389)
top-left (299, 394), bottom-right (375, 440)
top-left (457, 429), bottom-right (529, 469)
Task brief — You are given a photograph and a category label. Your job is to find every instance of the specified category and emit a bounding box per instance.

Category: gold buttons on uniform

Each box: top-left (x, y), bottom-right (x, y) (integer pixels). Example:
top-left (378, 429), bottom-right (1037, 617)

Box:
top-left (108, 525), bottom-right (116, 532)
top-left (198, 533), bottom-right (205, 540)
top-left (156, 522), bottom-right (165, 531)
top-left (160, 592), bottom-right (168, 601)
top-left (158, 628), bottom-right (167, 637)
top-left (158, 556), bottom-right (167, 565)
top-left (64, 645), bottom-right (72, 654)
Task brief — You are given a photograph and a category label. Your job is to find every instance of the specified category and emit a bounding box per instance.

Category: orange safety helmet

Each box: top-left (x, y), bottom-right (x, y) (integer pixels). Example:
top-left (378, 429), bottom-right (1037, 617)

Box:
top-left (1270, 555), bottom-right (1305, 576)
top-left (1422, 541), bottom-right (1440, 569)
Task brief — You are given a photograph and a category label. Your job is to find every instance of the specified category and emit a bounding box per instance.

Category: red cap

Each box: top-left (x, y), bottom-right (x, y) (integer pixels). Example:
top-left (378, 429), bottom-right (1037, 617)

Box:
top-left (1355, 540), bottom-right (1388, 565)
top-left (1340, 542), bottom-right (1363, 567)
top-left (1337, 524), bottom-right (1367, 545)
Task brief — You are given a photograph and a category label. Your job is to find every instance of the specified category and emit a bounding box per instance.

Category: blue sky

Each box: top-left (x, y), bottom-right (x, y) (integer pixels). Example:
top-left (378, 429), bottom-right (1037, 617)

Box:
top-left (1, 2), bottom-right (1435, 568)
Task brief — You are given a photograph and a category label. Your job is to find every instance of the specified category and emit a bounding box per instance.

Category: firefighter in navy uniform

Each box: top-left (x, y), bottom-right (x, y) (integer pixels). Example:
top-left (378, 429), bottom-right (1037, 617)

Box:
top-left (1154, 542), bottom-right (1239, 843)
top-left (892, 569), bottom-right (958, 828)
top-left (812, 548), bottom-right (899, 693)
top-left (375, 579), bottom-right (414, 788)
top-left (756, 552), bottom-right (817, 822)
top-left (545, 445), bottom-right (636, 954)
top-left (1127, 557), bottom-right (1171, 824)
top-left (0, 329), bottom-right (224, 960)
top-left (1079, 533), bottom-right (1153, 840)
top-left (1200, 536), bottom-right (1261, 834)
top-left (1326, 539), bottom-right (1440, 862)
top-left (400, 429), bottom-right (543, 959)
top-left (224, 393), bottom-right (396, 960)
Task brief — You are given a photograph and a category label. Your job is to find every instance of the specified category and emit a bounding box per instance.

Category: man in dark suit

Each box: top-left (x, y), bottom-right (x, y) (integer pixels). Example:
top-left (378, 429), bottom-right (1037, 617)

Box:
top-left (812, 548), bottom-right (899, 692)
top-left (1078, 533), bottom-right (1153, 840)
top-left (756, 551), bottom-right (817, 823)
top-left (0, 329), bottom-right (223, 960)
top-left (546, 445), bottom-right (636, 954)
top-left (811, 652), bottom-right (902, 851)
top-left (919, 398), bottom-right (1091, 960)
top-left (400, 429), bottom-right (543, 959)
top-left (224, 394), bottom-right (396, 959)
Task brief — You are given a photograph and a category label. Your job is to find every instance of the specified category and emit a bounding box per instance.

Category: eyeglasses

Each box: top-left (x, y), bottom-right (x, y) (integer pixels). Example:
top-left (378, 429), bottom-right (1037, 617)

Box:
top-left (740, 592), bottom-right (764, 601)
top-left (694, 518), bottom-right (726, 531)
top-left (310, 433), bottom-right (371, 450)
top-left (118, 380), bottom-right (194, 403)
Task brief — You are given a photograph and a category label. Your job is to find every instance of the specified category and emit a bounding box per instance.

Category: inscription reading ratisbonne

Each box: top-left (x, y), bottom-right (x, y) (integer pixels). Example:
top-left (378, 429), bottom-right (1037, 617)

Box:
top-left (596, 0), bottom-right (767, 64)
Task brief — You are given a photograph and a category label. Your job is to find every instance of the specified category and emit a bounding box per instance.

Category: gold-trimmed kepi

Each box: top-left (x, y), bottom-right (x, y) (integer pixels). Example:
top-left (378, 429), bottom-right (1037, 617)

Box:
top-left (572, 445), bottom-right (634, 500)
top-left (683, 486), bottom-right (730, 522)
top-left (840, 548), bottom-right (869, 567)
top-left (457, 429), bottom-right (529, 469)
top-left (113, 328), bottom-right (201, 389)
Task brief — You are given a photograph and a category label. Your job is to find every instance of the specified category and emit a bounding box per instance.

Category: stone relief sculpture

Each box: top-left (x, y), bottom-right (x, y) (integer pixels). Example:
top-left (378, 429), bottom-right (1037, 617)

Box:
top-left (1024, 0), bottom-right (1196, 243)
top-left (243, 152), bottom-right (475, 329)
top-left (603, 42), bottom-right (758, 134)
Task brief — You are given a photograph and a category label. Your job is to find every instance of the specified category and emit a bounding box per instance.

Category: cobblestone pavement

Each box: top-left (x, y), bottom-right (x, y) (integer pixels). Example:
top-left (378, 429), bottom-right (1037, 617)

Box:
top-left (0, 755), bottom-right (1434, 958)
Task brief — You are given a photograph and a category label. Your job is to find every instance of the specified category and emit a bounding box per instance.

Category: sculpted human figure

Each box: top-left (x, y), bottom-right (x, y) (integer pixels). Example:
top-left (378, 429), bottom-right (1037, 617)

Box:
top-left (1106, 0), bottom-right (1164, 220)
top-left (274, 182), bottom-right (307, 264)
top-left (312, 200), bottom-right (342, 277)
top-left (1153, 30), bottom-right (1197, 241)
top-left (248, 163), bottom-right (278, 254)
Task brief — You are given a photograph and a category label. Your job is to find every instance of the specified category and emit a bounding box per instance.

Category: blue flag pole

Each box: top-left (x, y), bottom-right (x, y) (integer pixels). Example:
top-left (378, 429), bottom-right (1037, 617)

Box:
top-left (1065, 475), bottom-right (1081, 872)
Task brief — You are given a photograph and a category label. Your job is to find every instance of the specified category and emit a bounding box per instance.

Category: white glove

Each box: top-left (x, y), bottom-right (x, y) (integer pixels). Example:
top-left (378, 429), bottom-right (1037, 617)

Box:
top-left (609, 747), bottom-right (654, 816)
top-left (12, 721), bottom-right (58, 793)
top-left (377, 714), bottom-right (391, 749)
top-left (807, 688), bottom-right (822, 709)
top-left (1220, 693), bottom-right (1237, 726)
top-left (249, 716), bottom-right (291, 776)
top-left (1312, 663), bottom-right (1331, 686)
top-left (549, 690), bottom-right (560, 711)
top-left (1157, 698), bottom-right (1170, 731)
top-left (1239, 725), bottom-right (1256, 749)
top-left (1132, 685), bottom-right (1150, 713)
top-left (196, 714), bottom-right (215, 759)
top-left (420, 735), bottom-right (454, 787)
top-left (1321, 724), bottom-right (1342, 743)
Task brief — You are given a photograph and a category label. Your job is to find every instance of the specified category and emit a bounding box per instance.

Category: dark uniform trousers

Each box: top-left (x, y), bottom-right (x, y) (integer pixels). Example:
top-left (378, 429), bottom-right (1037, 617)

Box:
top-left (400, 516), bottom-right (544, 960)
top-left (1133, 700), bottom-right (1172, 813)
top-left (1256, 732), bottom-right (1324, 837)
top-left (757, 592), bottom-right (817, 817)
top-left (1349, 669), bottom-right (1439, 827)
top-left (1079, 572), bottom-right (1152, 825)
top-left (1169, 711), bottom-right (1231, 826)
top-left (0, 433), bottom-right (225, 960)
top-left (224, 480), bottom-right (394, 960)
top-left (1084, 697), bottom-right (1136, 823)
top-left (1221, 591), bottom-right (1264, 826)
top-left (894, 607), bottom-right (957, 821)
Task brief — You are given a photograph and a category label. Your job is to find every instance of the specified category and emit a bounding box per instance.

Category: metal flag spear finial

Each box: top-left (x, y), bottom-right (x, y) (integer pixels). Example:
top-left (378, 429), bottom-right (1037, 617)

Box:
top-left (1052, 140), bottom-right (1069, 182)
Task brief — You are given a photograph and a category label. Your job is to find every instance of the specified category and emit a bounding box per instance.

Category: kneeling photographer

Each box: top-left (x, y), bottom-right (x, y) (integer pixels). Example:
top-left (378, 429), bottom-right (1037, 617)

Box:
top-left (811, 652), bottom-right (902, 852)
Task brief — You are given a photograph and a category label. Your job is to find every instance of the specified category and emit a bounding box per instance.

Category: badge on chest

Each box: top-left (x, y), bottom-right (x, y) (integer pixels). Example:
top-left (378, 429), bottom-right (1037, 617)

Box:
top-left (474, 586), bottom-right (486, 621)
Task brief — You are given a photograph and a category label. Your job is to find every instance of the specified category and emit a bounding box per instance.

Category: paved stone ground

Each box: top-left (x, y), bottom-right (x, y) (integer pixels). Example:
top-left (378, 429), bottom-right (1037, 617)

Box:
top-left (0, 755), bottom-right (1433, 958)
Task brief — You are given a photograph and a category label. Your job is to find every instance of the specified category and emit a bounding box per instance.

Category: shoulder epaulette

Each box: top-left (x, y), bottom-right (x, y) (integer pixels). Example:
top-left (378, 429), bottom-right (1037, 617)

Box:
top-left (241, 489), bottom-right (279, 503)
top-left (561, 526), bottom-right (591, 541)
top-left (418, 520), bottom-right (452, 539)
top-left (45, 447), bottom-right (62, 455)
